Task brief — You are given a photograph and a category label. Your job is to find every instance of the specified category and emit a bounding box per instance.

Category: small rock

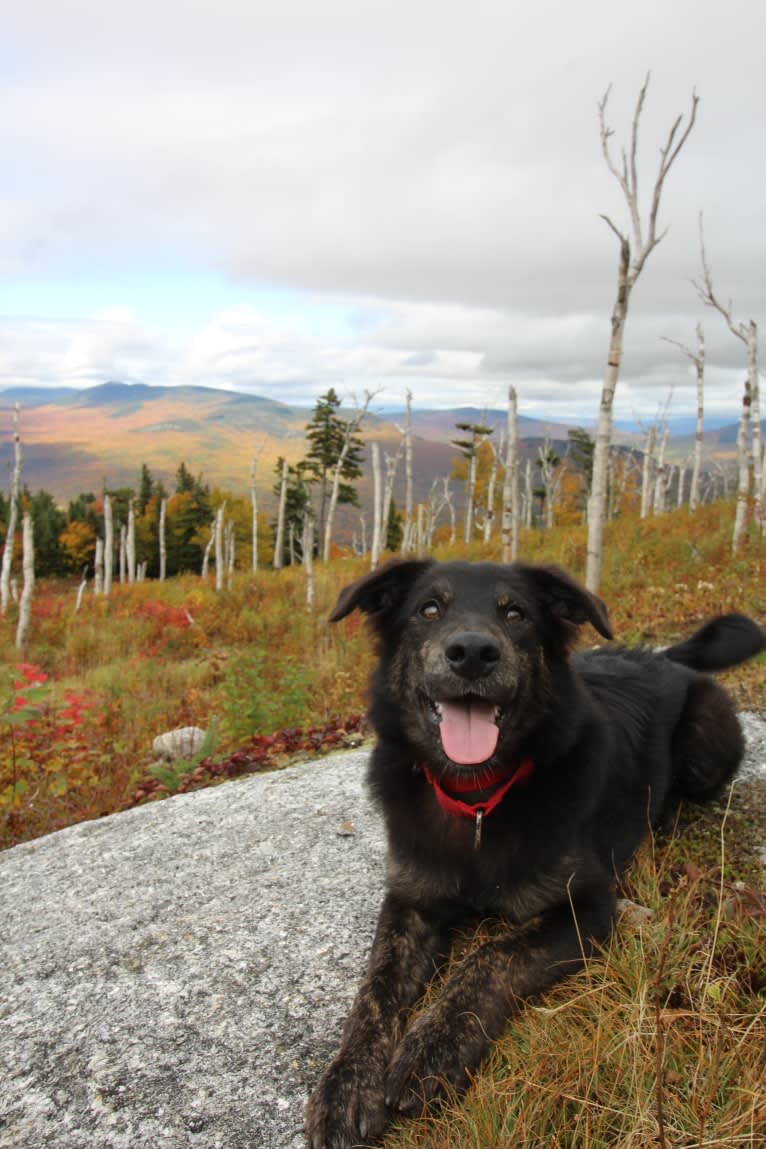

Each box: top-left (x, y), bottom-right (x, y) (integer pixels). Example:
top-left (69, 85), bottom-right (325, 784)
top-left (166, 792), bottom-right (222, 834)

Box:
top-left (152, 726), bottom-right (206, 762)
top-left (617, 898), bottom-right (654, 929)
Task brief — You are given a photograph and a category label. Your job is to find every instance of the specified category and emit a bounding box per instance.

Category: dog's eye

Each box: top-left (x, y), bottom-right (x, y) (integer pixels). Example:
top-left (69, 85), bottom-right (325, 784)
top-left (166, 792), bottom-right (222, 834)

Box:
top-left (420, 600), bottom-right (442, 621)
top-left (505, 605), bottom-right (524, 622)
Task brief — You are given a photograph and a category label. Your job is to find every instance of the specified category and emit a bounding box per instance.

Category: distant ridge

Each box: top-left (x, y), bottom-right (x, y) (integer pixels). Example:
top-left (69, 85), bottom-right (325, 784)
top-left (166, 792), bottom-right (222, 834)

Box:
top-left (0, 381), bottom-right (750, 503)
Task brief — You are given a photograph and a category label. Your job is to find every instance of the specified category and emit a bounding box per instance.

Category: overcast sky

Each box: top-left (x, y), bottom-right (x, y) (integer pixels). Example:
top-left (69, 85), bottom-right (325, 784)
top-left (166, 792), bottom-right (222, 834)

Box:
top-left (1, 0), bottom-right (763, 421)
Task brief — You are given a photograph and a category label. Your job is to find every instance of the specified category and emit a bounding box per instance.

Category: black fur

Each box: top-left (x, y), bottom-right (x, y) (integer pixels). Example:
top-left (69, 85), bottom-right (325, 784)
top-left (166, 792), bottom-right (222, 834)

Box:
top-left (305, 559), bottom-right (766, 1148)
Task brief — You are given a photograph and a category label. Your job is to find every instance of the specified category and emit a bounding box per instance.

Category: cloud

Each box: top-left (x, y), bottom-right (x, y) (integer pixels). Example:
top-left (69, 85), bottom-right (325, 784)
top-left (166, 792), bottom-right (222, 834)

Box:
top-left (0, 0), bottom-right (764, 419)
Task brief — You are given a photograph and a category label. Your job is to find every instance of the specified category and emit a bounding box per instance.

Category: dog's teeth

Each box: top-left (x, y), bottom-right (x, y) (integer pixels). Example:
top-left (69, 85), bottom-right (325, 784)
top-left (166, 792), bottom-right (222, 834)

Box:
top-left (494, 706), bottom-right (502, 723)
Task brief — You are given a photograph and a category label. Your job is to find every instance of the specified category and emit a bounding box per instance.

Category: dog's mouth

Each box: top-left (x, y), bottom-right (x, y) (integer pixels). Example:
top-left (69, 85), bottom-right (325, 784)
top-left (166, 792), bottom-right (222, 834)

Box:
top-left (427, 696), bottom-right (502, 765)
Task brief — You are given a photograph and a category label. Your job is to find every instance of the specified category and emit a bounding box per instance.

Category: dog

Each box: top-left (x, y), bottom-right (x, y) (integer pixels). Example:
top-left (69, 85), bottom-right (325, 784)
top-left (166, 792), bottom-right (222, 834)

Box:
top-left (305, 559), bottom-right (766, 1148)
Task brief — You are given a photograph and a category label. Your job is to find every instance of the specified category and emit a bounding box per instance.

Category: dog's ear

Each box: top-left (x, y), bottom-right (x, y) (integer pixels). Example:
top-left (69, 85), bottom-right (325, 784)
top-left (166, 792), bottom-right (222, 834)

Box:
top-left (330, 559), bottom-right (435, 624)
top-left (520, 563), bottom-right (613, 640)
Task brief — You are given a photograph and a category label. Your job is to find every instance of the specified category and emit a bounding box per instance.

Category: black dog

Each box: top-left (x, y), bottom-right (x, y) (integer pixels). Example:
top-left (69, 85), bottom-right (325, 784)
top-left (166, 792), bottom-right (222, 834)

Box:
top-left (306, 559), bottom-right (766, 1148)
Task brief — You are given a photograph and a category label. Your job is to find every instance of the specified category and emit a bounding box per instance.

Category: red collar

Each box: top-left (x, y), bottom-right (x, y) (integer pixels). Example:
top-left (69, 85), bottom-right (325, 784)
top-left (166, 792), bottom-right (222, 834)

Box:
top-left (422, 759), bottom-right (534, 820)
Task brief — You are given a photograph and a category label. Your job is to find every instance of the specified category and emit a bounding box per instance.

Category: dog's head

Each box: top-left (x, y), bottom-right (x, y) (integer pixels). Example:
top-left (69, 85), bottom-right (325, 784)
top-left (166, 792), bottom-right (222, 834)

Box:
top-left (331, 559), bottom-right (612, 773)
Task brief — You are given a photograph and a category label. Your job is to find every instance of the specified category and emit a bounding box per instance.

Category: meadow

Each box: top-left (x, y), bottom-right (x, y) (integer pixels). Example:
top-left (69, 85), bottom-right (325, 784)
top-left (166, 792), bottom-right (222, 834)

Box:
top-left (2, 498), bottom-right (765, 1145)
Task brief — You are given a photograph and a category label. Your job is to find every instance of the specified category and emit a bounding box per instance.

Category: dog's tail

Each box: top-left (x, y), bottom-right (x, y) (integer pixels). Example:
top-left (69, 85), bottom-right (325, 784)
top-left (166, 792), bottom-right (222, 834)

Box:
top-left (664, 613), bottom-right (766, 672)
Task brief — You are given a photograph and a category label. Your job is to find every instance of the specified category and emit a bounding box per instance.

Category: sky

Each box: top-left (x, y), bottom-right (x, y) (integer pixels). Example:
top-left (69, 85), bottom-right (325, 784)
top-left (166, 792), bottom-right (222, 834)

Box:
top-left (1, 0), bottom-right (764, 423)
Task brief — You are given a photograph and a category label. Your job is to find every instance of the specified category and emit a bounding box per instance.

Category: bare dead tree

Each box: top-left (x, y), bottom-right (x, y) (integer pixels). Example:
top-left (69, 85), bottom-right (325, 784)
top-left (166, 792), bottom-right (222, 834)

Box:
top-left (586, 75), bottom-right (698, 590)
top-left (302, 512), bottom-right (315, 609)
top-left (694, 217), bottom-right (761, 539)
top-left (537, 434), bottom-right (563, 529)
top-left (127, 500), bottom-right (136, 583)
top-left (94, 537), bottom-right (104, 595)
top-left (640, 426), bottom-right (656, 518)
top-left (214, 504), bottom-right (225, 592)
top-left (482, 434), bottom-right (502, 543)
top-left (1, 403), bottom-right (22, 616)
top-left (74, 568), bottom-right (88, 613)
top-left (119, 524), bottom-right (127, 583)
top-left (523, 458), bottom-right (534, 529)
top-left (370, 442), bottom-right (383, 568)
top-left (501, 386), bottom-right (520, 562)
top-left (401, 390), bottom-right (414, 555)
top-left (103, 494), bottom-right (114, 595)
top-left (202, 520), bottom-right (215, 579)
top-left (663, 324), bottom-right (705, 510)
top-left (250, 437), bottom-right (266, 573)
top-left (159, 496), bottom-right (167, 582)
top-left (15, 512), bottom-right (34, 649)
top-left (273, 458), bottom-right (289, 570)
top-left (653, 427), bottom-right (671, 515)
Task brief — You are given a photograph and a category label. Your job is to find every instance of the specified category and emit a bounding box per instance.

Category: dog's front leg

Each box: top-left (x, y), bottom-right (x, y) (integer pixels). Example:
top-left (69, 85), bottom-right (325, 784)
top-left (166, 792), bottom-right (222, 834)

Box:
top-left (385, 895), bottom-right (614, 1116)
top-left (305, 892), bottom-right (447, 1149)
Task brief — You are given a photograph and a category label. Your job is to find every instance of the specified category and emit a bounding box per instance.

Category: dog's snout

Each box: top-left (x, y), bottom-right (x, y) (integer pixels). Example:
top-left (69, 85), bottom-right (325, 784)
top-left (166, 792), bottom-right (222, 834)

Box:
top-left (444, 632), bottom-right (501, 679)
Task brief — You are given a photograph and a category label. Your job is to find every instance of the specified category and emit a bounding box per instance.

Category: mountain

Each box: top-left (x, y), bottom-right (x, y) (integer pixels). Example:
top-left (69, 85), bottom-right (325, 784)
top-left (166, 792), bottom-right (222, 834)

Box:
top-left (0, 382), bottom-right (748, 505)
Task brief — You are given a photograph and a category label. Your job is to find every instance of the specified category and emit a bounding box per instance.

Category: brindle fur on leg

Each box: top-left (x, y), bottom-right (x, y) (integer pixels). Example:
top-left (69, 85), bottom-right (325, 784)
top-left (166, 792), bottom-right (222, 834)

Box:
top-left (385, 896), bottom-right (614, 1115)
top-left (305, 894), bottom-right (448, 1149)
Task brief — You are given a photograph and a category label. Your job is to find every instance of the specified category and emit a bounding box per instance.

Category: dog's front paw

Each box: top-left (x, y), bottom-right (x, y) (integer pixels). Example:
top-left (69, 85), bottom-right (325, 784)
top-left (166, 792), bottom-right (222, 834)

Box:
top-left (384, 1011), bottom-right (471, 1117)
top-left (305, 1051), bottom-right (389, 1149)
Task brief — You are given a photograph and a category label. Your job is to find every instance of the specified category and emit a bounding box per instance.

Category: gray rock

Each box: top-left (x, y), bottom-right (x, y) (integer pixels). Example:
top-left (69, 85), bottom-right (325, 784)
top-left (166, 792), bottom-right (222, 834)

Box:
top-left (0, 749), bottom-right (384, 1149)
top-left (1, 717), bottom-right (765, 1149)
top-left (152, 727), bottom-right (207, 762)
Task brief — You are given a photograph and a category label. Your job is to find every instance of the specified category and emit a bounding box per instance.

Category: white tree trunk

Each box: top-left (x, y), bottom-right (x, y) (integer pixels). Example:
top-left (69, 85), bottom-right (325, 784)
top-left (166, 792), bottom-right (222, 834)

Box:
top-left (94, 537), bottom-right (104, 595)
top-left (202, 521), bottom-right (215, 579)
top-left (214, 504), bottom-right (225, 592)
top-left (746, 320), bottom-right (762, 531)
top-left (501, 386), bottom-right (520, 563)
top-left (732, 379), bottom-right (752, 554)
top-left (103, 494), bottom-right (114, 595)
top-left (463, 452), bottom-right (477, 544)
top-left (302, 513), bottom-right (314, 610)
top-left (640, 426), bottom-right (656, 519)
top-left (159, 496), bottom-right (167, 582)
top-left (653, 428), bottom-right (670, 515)
top-left (483, 440), bottom-right (500, 543)
top-left (74, 570), bottom-right (88, 613)
top-left (127, 500), bottom-right (136, 583)
top-left (250, 456), bottom-right (259, 573)
top-left (15, 512), bottom-right (34, 649)
top-left (273, 459), bottom-right (288, 570)
top-left (523, 459), bottom-right (533, 529)
top-left (225, 520), bottom-right (235, 590)
top-left (370, 441), bottom-right (382, 568)
top-left (587, 237), bottom-right (630, 586)
top-left (1, 403), bottom-right (22, 616)
top-left (402, 389), bottom-right (414, 554)
top-left (119, 524), bottom-right (127, 583)
top-left (691, 325), bottom-right (705, 511)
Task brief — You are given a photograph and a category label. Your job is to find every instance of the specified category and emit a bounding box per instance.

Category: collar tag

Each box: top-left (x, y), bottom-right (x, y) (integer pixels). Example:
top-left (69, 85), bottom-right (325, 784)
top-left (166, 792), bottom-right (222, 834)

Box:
top-left (474, 809), bottom-right (484, 850)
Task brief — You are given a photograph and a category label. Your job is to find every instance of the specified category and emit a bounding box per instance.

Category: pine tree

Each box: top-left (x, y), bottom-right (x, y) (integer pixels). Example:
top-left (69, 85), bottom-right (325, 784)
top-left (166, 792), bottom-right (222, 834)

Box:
top-left (303, 389), bottom-right (364, 545)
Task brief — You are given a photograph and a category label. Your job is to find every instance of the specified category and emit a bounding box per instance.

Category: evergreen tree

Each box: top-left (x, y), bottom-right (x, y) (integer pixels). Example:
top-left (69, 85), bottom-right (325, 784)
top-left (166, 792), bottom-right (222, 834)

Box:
top-left (303, 389), bottom-right (364, 544)
top-left (138, 463), bottom-right (154, 513)
top-left (385, 498), bottom-right (403, 552)
top-left (27, 489), bottom-right (67, 576)
top-left (175, 462), bottom-right (196, 494)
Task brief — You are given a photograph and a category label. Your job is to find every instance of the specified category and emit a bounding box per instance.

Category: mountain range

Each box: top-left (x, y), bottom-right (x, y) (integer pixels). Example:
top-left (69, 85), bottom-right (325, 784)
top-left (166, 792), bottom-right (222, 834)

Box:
top-left (0, 382), bottom-right (753, 505)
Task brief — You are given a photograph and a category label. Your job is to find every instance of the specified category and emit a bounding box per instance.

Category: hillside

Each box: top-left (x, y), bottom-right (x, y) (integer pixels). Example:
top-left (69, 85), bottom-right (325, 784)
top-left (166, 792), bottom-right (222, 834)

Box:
top-left (0, 382), bottom-right (750, 504)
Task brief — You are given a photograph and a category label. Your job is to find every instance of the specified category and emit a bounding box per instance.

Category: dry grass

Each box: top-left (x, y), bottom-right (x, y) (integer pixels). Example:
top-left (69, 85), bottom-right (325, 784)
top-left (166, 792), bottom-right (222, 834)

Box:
top-left (381, 803), bottom-right (766, 1149)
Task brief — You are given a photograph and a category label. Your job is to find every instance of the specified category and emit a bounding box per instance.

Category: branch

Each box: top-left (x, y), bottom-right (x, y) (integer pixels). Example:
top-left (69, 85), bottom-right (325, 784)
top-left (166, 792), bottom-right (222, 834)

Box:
top-left (692, 213), bottom-right (747, 344)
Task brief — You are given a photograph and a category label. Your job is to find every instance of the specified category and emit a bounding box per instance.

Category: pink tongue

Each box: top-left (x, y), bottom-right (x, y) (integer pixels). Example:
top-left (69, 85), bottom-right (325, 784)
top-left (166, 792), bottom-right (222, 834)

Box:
top-left (438, 700), bottom-right (499, 765)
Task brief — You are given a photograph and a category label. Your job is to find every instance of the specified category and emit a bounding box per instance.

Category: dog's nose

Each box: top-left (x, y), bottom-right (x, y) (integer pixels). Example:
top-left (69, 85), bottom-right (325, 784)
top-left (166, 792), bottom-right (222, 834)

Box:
top-left (444, 632), bottom-right (501, 679)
